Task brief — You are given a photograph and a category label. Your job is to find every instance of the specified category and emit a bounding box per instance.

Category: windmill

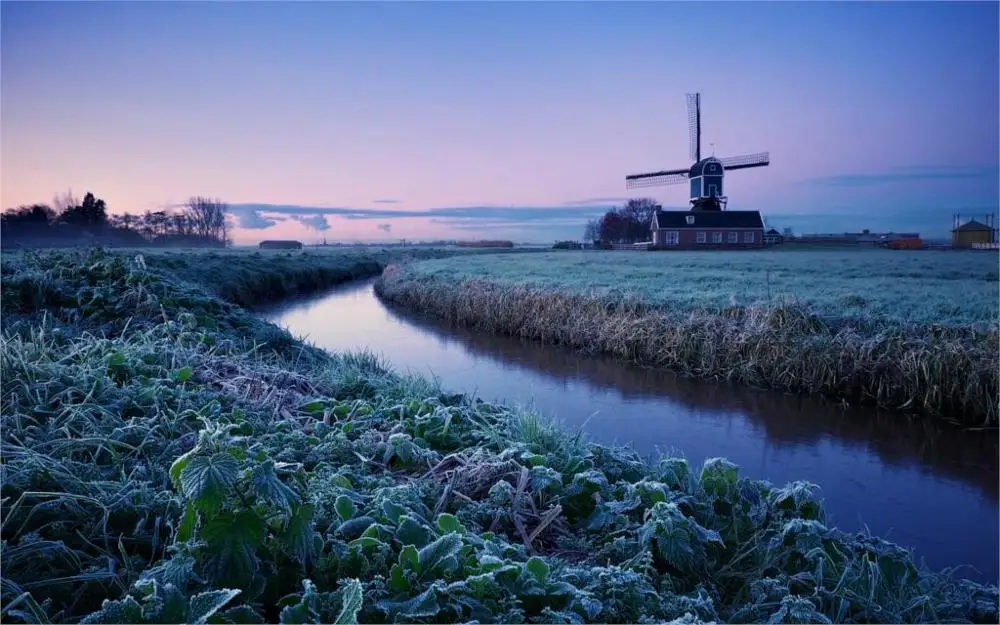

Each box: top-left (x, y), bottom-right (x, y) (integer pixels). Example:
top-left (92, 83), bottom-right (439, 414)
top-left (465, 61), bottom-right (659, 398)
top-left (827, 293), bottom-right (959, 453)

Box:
top-left (625, 93), bottom-right (770, 211)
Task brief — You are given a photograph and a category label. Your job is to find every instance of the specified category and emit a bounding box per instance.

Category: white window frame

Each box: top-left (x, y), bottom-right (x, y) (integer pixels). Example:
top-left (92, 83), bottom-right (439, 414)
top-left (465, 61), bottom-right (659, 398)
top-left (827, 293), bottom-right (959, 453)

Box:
top-left (744, 231), bottom-right (756, 243)
top-left (665, 231), bottom-right (679, 245)
top-left (696, 231), bottom-right (707, 244)
top-left (728, 232), bottom-right (738, 243)
top-left (712, 232), bottom-right (723, 243)
top-left (685, 215), bottom-right (695, 225)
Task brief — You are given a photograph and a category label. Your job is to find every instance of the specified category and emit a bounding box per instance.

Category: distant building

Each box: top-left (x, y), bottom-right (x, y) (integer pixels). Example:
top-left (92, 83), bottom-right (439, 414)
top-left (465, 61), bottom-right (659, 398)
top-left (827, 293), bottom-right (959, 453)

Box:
top-left (952, 219), bottom-right (996, 248)
top-left (456, 240), bottom-right (514, 248)
top-left (764, 229), bottom-right (783, 245)
top-left (650, 210), bottom-right (764, 250)
top-left (259, 240), bottom-right (303, 250)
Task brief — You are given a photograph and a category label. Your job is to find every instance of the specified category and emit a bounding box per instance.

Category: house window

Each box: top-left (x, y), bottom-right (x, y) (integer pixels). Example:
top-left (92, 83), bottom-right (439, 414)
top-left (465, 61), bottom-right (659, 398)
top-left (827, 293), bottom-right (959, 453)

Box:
top-left (696, 232), bottom-right (707, 244)
top-left (744, 231), bottom-right (756, 243)
top-left (685, 215), bottom-right (695, 225)
top-left (665, 231), bottom-right (679, 245)
top-left (712, 232), bottom-right (723, 243)
top-left (728, 232), bottom-right (738, 243)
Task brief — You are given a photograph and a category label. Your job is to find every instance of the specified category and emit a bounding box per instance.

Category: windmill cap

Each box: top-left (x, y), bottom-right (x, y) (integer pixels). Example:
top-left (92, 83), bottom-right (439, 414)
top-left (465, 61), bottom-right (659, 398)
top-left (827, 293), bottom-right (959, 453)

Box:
top-left (689, 157), bottom-right (723, 177)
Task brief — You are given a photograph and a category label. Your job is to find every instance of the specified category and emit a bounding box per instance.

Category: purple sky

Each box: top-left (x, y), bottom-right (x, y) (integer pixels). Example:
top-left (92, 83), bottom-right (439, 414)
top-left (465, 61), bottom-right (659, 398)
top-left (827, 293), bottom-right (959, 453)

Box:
top-left (2, 1), bottom-right (997, 243)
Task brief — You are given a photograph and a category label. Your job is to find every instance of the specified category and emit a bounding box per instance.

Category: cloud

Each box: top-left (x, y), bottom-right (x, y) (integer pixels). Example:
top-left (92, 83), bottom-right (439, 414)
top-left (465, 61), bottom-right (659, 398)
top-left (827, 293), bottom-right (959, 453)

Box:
top-left (809, 165), bottom-right (997, 188)
top-left (228, 205), bottom-right (287, 229)
top-left (377, 223), bottom-right (392, 233)
top-left (292, 215), bottom-right (331, 231)
top-left (225, 202), bottom-right (615, 225)
top-left (372, 199), bottom-right (401, 204)
top-left (561, 197), bottom-right (634, 205)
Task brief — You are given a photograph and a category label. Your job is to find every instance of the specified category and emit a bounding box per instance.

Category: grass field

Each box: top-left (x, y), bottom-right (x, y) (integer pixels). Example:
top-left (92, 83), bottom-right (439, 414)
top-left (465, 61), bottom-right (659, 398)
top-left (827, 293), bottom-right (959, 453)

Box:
top-left (2, 248), bottom-right (997, 624)
top-left (375, 249), bottom-right (1000, 425)
top-left (401, 249), bottom-right (1000, 328)
top-left (2, 245), bottom-right (534, 312)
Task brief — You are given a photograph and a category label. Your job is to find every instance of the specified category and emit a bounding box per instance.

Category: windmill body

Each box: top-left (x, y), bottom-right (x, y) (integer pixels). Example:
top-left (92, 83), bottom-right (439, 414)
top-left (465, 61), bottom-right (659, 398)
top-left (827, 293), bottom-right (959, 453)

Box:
top-left (625, 93), bottom-right (772, 249)
top-left (625, 93), bottom-right (770, 212)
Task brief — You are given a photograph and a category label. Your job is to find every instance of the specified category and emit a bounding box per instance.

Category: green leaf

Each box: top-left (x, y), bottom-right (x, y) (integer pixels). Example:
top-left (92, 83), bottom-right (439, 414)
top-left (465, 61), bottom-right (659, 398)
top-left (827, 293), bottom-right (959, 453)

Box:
top-left (300, 400), bottom-right (327, 415)
top-left (284, 504), bottom-right (317, 565)
top-left (435, 513), bottom-right (466, 534)
top-left (394, 515), bottom-right (431, 548)
top-left (201, 509), bottom-right (265, 588)
top-left (220, 605), bottom-right (266, 624)
top-left (278, 601), bottom-right (315, 625)
top-left (388, 565), bottom-right (410, 593)
top-left (188, 589), bottom-right (241, 624)
top-left (176, 501), bottom-right (198, 543)
top-left (337, 516), bottom-right (375, 541)
top-left (417, 532), bottom-right (463, 577)
top-left (335, 495), bottom-right (356, 521)
top-left (525, 556), bottom-right (550, 583)
top-left (173, 366), bottom-right (194, 383)
top-left (348, 537), bottom-right (381, 548)
top-left (377, 585), bottom-right (441, 620)
top-left (79, 596), bottom-right (143, 625)
top-left (333, 579), bottom-right (363, 625)
top-left (399, 545), bottom-right (419, 572)
top-left (252, 461), bottom-right (300, 514)
top-left (168, 448), bottom-right (199, 491)
top-left (331, 474), bottom-right (353, 489)
top-left (180, 453), bottom-right (239, 512)
top-left (525, 454), bottom-right (546, 467)
top-left (381, 501), bottom-right (406, 524)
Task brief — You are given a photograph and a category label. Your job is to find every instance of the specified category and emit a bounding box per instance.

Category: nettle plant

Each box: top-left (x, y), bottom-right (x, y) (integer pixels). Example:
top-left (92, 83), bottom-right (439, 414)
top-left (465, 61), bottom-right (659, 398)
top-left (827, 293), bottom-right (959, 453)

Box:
top-left (79, 414), bottom-right (363, 625)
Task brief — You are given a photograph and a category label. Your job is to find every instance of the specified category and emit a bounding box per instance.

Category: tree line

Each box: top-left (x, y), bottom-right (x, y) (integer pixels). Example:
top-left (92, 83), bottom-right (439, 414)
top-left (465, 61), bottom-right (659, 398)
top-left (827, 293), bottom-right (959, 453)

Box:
top-left (584, 197), bottom-right (661, 245)
top-left (1, 192), bottom-right (231, 249)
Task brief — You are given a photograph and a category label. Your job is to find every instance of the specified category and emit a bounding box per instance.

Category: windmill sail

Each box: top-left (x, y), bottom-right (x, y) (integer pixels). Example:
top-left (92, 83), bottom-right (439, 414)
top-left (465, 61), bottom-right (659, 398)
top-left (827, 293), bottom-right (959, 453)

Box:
top-left (718, 152), bottom-right (770, 170)
top-left (625, 168), bottom-right (689, 189)
top-left (687, 93), bottom-right (701, 162)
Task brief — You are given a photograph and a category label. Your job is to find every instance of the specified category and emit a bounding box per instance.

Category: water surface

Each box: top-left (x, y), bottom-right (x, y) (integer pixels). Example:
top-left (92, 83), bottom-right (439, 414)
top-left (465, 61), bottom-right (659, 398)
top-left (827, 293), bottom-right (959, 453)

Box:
top-left (263, 279), bottom-right (999, 584)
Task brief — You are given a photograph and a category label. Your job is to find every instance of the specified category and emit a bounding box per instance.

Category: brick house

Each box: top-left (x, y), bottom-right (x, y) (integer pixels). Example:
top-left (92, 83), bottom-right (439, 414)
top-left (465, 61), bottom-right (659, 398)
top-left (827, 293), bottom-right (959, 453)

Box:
top-left (650, 210), bottom-right (765, 249)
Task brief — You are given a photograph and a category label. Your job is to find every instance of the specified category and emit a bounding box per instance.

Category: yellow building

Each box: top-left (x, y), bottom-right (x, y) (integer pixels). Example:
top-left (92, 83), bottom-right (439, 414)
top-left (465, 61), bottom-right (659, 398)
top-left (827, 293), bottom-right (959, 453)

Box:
top-left (951, 219), bottom-right (996, 248)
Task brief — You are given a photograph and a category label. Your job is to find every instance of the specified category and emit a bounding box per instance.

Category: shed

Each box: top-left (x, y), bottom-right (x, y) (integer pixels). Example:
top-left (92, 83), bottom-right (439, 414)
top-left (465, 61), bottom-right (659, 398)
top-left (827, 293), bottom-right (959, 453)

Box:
top-left (259, 240), bottom-right (303, 250)
top-left (764, 228), bottom-right (783, 245)
top-left (951, 220), bottom-right (996, 248)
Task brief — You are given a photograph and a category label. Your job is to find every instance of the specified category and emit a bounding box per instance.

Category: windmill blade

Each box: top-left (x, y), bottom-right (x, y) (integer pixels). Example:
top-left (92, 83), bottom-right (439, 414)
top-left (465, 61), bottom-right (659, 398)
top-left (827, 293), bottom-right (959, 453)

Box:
top-left (686, 93), bottom-right (701, 162)
top-left (625, 168), bottom-right (689, 189)
top-left (719, 152), bottom-right (770, 170)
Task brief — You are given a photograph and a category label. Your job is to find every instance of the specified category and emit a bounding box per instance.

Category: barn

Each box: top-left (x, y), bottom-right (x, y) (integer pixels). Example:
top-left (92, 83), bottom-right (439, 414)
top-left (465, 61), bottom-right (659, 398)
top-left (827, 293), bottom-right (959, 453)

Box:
top-left (951, 219), bottom-right (996, 248)
top-left (259, 240), bottom-right (303, 250)
top-left (650, 210), bottom-right (765, 249)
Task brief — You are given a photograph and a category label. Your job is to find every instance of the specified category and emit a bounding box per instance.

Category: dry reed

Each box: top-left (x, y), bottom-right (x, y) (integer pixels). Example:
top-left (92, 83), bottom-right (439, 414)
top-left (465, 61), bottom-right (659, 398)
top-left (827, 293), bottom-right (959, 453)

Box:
top-left (375, 267), bottom-right (999, 426)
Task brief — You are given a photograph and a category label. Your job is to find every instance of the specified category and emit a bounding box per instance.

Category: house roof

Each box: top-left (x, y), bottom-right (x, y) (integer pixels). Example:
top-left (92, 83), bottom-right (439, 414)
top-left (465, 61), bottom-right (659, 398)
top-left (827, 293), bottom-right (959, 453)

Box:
top-left (953, 220), bottom-right (993, 232)
top-left (766, 228), bottom-right (781, 235)
top-left (653, 210), bottom-right (764, 229)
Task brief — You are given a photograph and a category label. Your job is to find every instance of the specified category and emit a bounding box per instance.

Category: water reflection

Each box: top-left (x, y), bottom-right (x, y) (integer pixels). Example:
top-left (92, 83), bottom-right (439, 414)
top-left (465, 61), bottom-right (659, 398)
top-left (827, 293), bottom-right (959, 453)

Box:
top-left (386, 303), bottom-right (999, 502)
top-left (263, 280), bottom-right (999, 583)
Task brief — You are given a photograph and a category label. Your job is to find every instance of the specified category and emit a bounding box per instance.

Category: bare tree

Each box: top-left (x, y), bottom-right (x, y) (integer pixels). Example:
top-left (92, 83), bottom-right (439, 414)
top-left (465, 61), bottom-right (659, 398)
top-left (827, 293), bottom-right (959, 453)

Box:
top-left (52, 190), bottom-right (80, 213)
top-left (584, 218), bottom-right (600, 243)
top-left (184, 197), bottom-right (229, 244)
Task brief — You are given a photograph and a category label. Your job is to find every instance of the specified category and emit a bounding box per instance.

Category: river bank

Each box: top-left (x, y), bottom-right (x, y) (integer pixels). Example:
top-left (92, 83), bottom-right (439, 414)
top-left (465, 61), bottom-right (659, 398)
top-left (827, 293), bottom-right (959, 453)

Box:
top-left (1, 249), bottom-right (997, 624)
top-left (373, 251), bottom-right (1000, 426)
top-left (265, 278), bottom-right (999, 583)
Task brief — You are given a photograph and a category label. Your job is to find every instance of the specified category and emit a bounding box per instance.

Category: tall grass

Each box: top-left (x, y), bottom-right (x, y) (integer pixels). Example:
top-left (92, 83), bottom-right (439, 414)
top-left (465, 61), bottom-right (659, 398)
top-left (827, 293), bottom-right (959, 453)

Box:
top-left (1, 248), bottom-right (997, 624)
top-left (374, 255), bottom-right (1000, 426)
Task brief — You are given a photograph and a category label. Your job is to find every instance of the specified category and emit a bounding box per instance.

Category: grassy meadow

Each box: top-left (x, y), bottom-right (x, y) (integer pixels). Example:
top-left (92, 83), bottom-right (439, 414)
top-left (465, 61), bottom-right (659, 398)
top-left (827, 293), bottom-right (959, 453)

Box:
top-left (374, 248), bottom-right (1000, 425)
top-left (25, 245), bottom-right (533, 308)
top-left (2, 248), bottom-right (998, 624)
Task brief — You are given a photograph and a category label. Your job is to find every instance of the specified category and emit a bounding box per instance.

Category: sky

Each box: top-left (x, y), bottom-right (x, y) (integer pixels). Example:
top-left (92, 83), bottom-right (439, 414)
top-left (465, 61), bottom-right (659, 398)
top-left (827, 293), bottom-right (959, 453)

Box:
top-left (2, 1), bottom-right (998, 243)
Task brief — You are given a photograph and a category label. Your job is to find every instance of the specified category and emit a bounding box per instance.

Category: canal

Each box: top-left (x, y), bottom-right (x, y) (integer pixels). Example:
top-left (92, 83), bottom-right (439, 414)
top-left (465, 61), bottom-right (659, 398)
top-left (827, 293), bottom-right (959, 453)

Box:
top-left (262, 278), bottom-right (999, 584)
